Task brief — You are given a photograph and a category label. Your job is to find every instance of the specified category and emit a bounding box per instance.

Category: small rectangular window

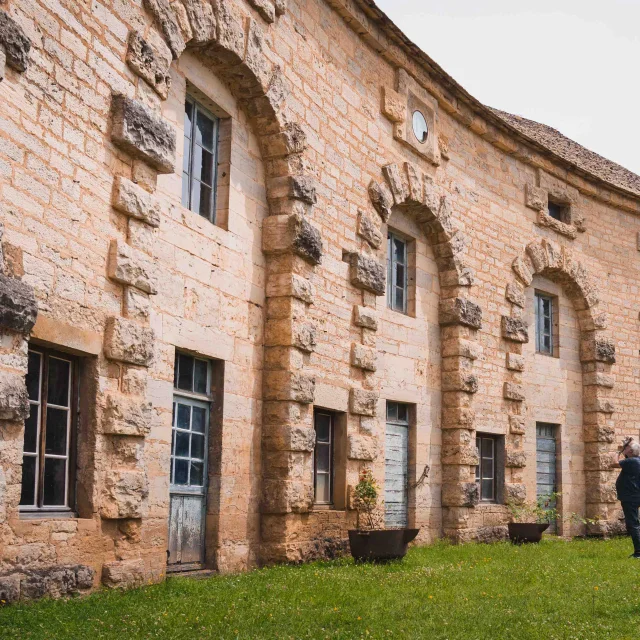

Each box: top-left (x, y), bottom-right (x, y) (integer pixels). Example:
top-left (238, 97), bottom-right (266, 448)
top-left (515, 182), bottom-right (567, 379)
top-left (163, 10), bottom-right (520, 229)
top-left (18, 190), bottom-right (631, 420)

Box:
top-left (548, 200), bottom-right (570, 224)
top-left (20, 348), bottom-right (77, 511)
top-left (387, 231), bottom-right (408, 314)
top-left (535, 292), bottom-right (555, 355)
top-left (313, 411), bottom-right (334, 505)
top-left (475, 434), bottom-right (497, 503)
top-left (182, 96), bottom-right (219, 223)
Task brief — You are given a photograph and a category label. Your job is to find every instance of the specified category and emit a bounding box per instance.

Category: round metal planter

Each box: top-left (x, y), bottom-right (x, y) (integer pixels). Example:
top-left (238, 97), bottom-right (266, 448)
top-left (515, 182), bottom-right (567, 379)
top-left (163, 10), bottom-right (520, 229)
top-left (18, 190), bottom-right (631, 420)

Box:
top-left (348, 528), bottom-right (420, 562)
top-left (508, 522), bottom-right (550, 544)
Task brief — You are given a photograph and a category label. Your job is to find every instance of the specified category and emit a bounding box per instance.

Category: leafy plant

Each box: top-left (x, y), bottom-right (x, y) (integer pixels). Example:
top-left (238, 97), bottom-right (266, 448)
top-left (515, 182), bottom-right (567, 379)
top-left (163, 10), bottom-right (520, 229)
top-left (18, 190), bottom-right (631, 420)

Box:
top-left (507, 492), bottom-right (600, 527)
top-left (507, 492), bottom-right (561, 524)
top-left (353, 468), bottom-right (384, 530)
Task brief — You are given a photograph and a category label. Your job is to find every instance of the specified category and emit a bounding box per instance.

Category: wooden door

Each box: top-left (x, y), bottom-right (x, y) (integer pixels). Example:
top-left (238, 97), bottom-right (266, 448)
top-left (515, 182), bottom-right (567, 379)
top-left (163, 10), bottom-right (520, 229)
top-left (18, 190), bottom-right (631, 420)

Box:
top-left (536, 422), bottom-right (557, 532)
top-left (168, 396), bottom-right (209, 569)
top-left (385, 404), bottom-right (409, 528)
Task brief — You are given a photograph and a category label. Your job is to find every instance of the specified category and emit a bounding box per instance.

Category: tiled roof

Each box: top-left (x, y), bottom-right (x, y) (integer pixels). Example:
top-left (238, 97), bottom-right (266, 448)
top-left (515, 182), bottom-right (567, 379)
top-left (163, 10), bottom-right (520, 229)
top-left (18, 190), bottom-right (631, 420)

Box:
top-left (359, 0), bottom-right (640, 199)
top-left (491, 109), bottom-right (640, 197)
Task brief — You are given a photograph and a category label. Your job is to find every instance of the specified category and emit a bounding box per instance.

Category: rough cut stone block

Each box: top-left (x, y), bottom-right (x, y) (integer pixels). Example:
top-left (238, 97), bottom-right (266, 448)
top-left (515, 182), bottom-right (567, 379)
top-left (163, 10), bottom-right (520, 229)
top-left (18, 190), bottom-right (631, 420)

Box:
top-left (108, 240), bottom-right (158, 295)
top-left (439, 297), bottom-right (482, 329)
top-left (509, 414), bottom-right (526, 434)
top-left (142, 0), bottom-right (186, 58)
top-left (274, 0), bottom-right (286, 15)
top-left (357, 210), bottom-right (383, 249)
top-left (100, 470), bottom-right (148, 519)
top-left (266, 273), bottom-right (315, 304)
top-left (102, 393), bottom-right (152, 437)
top-left (111, 95), bottom-right (176, 174)
top-left (182, 0), bottom-right (217, 43)
top-left (124, 288), bottom-right (151, 321)
top-left (264, 424), bottom-right (315, 452)
top-left (382, 163), bottom-right (408, 204)
top-left (506, 353), bottom-right (525, 372)
top-left (126, 32), bottom-right (171, 99)
top-left (505, 282), bottom-right (525, 308)
top-left (0, 371), bottom-right (29, 421)
top-left (347, 434), bottom-right (378, 461)
top-left (442, 339), bottom-right (481, 360)
top-left (512, 256), bottom-right (533, 285)
top-left (248, 0), bottom-right (276, 23)
top-left (104, 316), bottom-right (155, 367)
top-left (261, 123), bottom-right (307, 158)
top-left (0, 10), bottom-right (31, 72)
top-left (349, 389), bottom-right (378, 416)
top-left (262, 479), bottom-right (313, 514)
top-left (525, 183), bottom-right (547, 211)
top-left (353, 305), bottom-right (378, 331)
top-left (442, 372), bottom-right (478, 394)
top-left (0, 273), bottom-right (37, 333)
top-left (581, 336), bottom-right (616, 364)
top-left (349, 253), bottom-right (385, 296)
top-left (506, 450), bottom-right (527, 468)
top-left (102, 559), bottom-right (146, 589)
top-left (504, 483), bottom-right (526, 505)
top-left (442, 407), bottom-right (475, 429)
top-left (263, 215), bottom-right (322, 265)
top-left (0, 48), bottom-right (5, 82)
top-left (112, 177), bottom-right (161, 227)
top-left (263, 371), bottom-right (315, 403)
top-left (0, 575), bottom-right (20, 603)
top-left (368, 180), bottom-right (393, 222)
top-left (266, 319), bottom-right (316, 352)
top-left (503, 382), bottom-right (525, 402)
top-left (381, 86), bottom-right (406, 123)
top-left (502, 316), bottom-right (529, 343)
top-left (351, 343), bottom-right (377, 371)
top-left (442, 482), bottom-right (479, 507)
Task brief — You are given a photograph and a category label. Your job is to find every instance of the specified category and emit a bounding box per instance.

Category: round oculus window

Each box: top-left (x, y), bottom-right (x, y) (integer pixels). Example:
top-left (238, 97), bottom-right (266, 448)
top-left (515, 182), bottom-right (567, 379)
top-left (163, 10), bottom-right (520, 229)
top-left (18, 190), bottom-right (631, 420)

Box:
top-left (412, 110), bottom-right (429, 144)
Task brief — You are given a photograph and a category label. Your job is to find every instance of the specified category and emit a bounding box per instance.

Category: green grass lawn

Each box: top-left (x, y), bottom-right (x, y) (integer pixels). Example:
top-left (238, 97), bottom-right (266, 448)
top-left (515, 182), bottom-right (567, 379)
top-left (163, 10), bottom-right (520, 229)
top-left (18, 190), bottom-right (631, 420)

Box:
top-left (2, 537), bottom-right (640, 639)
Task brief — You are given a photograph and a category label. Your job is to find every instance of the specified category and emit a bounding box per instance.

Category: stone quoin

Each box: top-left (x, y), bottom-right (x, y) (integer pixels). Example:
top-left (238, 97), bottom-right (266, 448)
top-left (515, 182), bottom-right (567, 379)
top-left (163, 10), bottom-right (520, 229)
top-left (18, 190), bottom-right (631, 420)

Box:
top-left (0, 0), bottom-right (638, 600)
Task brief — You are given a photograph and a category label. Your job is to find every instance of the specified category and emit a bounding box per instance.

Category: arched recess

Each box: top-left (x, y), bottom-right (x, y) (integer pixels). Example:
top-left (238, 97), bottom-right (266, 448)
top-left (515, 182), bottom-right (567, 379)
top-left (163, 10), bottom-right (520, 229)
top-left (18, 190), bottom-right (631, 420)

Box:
top-left (359, 161), bottom-right (484, 543)
top-left (501, 238), bottom-right (619, 534)
top-left (106, 1), bottom-right (324, 572)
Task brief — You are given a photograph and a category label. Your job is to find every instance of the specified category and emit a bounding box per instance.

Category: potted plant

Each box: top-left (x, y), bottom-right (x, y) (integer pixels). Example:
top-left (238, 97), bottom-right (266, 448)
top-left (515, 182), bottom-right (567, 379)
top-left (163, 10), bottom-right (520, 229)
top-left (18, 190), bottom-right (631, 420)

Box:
top-left (506, 493), bottom-right (560, 543)
top-left (348, 468), bottom-right (420, 561)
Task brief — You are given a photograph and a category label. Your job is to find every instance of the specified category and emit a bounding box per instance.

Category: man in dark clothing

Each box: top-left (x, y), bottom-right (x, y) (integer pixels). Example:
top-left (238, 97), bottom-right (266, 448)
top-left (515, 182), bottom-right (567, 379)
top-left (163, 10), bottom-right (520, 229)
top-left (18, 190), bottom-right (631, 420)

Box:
top-left (616, 440), bottom-right (640, 558)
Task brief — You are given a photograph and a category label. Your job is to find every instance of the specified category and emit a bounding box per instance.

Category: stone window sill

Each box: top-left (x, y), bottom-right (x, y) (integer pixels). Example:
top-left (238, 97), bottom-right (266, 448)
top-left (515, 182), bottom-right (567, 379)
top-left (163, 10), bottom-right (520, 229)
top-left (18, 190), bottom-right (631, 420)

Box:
top-left (536, 212), bottom-right (577, 239)
top-left (19, 510), bottom-right (77, 520)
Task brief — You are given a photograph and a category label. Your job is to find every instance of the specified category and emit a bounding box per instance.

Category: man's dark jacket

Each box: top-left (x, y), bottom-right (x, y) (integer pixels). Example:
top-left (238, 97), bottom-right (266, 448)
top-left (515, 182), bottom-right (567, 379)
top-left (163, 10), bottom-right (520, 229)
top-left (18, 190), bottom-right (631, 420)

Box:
top-left (616, 457), bottom-right (640, 502)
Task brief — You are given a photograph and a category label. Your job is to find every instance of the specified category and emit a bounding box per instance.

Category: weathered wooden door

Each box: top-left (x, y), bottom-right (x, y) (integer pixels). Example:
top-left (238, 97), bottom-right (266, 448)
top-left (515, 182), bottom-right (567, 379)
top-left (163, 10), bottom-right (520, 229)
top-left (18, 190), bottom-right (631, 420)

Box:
top-left (385, 403), bottom-right (409, 528)
top-left (168, 396), bottom-right (209, 569)
top-left (536, 422), bottom-right (557, 532)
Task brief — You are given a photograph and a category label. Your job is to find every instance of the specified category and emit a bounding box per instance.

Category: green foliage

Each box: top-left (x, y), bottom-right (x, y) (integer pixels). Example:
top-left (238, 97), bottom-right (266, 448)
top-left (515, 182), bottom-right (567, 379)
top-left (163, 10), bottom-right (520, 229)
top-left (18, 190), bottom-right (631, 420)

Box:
top-left (2, 538), bottom-right (640, 639)
top-left (507, 492), bottom-right (561, 524)
top-left (352, 467), bottom-right (384, 530)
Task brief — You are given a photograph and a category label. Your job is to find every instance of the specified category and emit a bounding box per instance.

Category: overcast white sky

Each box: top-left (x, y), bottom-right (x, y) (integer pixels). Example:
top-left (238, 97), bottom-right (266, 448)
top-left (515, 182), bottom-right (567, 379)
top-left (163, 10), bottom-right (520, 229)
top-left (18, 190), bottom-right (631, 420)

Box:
top-left (375, 0), bottom-right (640, 175)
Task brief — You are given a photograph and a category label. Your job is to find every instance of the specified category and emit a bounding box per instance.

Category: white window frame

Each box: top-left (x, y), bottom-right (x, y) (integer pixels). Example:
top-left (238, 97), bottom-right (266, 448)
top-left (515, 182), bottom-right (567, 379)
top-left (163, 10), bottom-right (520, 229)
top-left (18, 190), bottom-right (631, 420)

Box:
top-left (387, 231), bottom-right (408, 314)
top-left (535, 292), bottom-right (555, 356)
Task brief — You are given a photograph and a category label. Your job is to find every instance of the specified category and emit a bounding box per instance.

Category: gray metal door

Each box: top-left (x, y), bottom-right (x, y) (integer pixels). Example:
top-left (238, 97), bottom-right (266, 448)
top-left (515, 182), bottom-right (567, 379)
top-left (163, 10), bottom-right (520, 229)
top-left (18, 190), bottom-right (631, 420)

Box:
top-left (168, 396), bottom-right (209, 568)
top-left (536, 422), bottom-right (557, 532)
top-left (385, 405), bottom-right (409, 528)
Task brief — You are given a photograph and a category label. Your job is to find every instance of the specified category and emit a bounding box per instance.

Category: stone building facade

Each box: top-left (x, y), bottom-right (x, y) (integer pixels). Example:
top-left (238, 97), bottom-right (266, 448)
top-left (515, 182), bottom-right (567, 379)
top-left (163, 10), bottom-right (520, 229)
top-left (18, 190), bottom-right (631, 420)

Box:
top-left (0, 0), bottom-right (638, 600)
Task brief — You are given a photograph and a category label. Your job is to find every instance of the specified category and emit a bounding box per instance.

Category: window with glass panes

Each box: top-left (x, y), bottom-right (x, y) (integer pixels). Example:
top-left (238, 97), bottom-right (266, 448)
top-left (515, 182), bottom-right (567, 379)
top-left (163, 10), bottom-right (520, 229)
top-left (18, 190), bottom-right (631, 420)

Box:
top-left (535, 292), bottom-right (554, 355)
top-left (387, 232), bottom-right (408, 313)
top-left (20, 348), bottom-right (76, 511)
top-left (313, 411), bottom-right (334, 504)
top-left (171, 353), bottom-right (212, 489)
top-left (182, 96), bottom-right (218, 222)
top-left (475, 434), bottom-right (497, 503)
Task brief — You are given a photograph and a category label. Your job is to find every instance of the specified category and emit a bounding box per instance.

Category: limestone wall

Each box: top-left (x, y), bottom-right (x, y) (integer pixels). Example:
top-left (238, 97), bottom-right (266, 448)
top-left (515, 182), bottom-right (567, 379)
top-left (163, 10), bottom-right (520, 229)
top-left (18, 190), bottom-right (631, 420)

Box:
top-left (0, 0), bottom-right (638, 601)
